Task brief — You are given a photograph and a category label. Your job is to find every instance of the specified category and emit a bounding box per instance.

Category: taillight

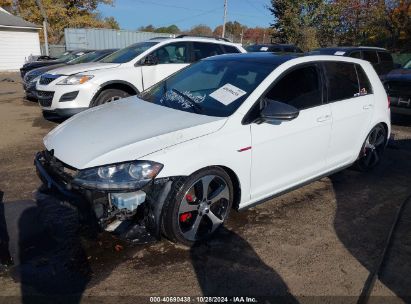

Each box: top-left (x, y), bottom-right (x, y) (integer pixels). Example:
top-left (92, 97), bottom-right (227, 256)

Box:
top-left (387, 96), bottom-right (391, 108)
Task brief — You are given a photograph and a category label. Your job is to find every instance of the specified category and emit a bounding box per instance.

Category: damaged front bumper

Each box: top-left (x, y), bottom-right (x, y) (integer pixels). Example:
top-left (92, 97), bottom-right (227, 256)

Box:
top-left (34, 151), bottom-right (176, 244)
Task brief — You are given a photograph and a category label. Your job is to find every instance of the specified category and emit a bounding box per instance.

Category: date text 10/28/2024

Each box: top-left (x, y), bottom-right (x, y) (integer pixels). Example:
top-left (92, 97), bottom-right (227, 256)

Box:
top-left (149, 297), bottom-right (258, 303)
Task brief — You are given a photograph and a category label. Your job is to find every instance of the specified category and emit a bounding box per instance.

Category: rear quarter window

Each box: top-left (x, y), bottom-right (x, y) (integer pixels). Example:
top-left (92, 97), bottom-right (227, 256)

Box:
top-left (221, 45), bottom-right (241, 54)
top-left (363, 51), bottom-right (379, 64)
top-left (355, 64), bottom-right (373, 95)
top-left (378, 51), bottom-right (393, 62)
top-left (323, 62), bottom-right (360, 102)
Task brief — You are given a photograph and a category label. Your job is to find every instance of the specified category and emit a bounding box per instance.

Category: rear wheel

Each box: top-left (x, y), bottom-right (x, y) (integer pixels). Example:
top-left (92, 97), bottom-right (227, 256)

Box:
top-left (356, 124), bottom-right (387, 171)
top-left (91, 89), bottom-right (130, 107)
top-left (163, 167), bottom-right (233, 246)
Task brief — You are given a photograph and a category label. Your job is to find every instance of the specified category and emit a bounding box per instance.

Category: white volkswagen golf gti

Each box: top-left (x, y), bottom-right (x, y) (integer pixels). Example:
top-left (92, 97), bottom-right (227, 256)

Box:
top-left (35, 53), bottom-right (391, 245)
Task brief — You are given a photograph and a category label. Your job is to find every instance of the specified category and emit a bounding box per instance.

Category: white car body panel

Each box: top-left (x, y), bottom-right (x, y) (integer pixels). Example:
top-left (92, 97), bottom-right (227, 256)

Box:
top-left (43, 55), bottom-right (391, 210)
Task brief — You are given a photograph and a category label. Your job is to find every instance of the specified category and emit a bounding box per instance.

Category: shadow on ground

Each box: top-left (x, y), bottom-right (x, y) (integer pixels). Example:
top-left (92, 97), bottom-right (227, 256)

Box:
top-left (331, 136), bottom-right (411, 302)
top-left (190, 227), bottom-right (298, 303)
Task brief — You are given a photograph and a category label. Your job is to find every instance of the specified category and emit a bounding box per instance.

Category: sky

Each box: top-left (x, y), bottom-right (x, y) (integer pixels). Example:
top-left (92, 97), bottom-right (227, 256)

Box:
top-left (98, 0), bottom-right (273, 31)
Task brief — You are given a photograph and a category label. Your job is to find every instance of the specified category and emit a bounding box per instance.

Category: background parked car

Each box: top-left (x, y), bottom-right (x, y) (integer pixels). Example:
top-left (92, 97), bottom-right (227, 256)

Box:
top-left (383, 58), bottom-right (411, 116)
top-left (310, 47), bottom-right (394, 76)
top-left (246, 43), bottom-right (303, 53)
top-left (20, 49), bottom-right (94, 78)
top-left (35, 36), bottom-right (246, 118)
top-left (23, 49), bottom-right (118, 100)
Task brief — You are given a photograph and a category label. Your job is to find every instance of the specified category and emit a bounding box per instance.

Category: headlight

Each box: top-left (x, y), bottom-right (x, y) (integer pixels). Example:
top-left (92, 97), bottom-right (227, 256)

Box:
top-left (57, 74), bottom-right (94, 85)
top-left (72, 161), bottom-right (163, 191)
top-left (30, 75), bottom-right (40, 84)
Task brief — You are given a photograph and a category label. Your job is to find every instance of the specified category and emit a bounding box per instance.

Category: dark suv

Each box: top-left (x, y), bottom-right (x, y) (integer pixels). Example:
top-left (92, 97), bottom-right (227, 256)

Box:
top-left (310, 47), bottom-right (394, 76)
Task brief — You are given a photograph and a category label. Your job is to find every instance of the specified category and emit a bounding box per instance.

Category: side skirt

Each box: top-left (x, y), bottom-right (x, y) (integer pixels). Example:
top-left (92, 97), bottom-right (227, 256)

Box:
top-left (238, 163), bottom-right (352, 211)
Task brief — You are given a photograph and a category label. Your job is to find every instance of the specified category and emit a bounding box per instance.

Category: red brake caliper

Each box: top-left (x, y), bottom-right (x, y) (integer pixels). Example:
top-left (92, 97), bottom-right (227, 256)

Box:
top-left (180, 194), bottom-right (194, 222)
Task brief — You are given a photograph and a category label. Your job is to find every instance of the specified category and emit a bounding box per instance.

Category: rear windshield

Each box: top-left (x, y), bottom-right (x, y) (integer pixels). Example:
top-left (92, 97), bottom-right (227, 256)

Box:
top-left (101, 42), bottom-right (158, 63)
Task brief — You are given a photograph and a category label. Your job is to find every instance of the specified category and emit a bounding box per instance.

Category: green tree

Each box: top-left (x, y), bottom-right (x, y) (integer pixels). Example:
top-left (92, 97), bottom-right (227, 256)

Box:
top-left (188, 24), bottom-right (213, 36)
top-left (155, 24), bottom-right (180, 34)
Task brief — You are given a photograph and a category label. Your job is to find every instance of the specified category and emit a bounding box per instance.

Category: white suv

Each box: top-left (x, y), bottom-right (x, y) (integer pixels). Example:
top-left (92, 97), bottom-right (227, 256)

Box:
top-left (35, 36), bottom-right (245, 117)
top-left (35, 54), bottom-right (390, 246)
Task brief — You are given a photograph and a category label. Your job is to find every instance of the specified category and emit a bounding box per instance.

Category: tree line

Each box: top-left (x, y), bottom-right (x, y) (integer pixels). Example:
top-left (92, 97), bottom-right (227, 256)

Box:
top-left (269, 0), bottom-right (411, 51)
top-left (139, 22), bottom-right (272, 45)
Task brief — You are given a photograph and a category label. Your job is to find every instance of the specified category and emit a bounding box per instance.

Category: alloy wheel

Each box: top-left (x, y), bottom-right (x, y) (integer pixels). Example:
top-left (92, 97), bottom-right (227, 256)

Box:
top-left (178, 175), bottom-right (230, 241)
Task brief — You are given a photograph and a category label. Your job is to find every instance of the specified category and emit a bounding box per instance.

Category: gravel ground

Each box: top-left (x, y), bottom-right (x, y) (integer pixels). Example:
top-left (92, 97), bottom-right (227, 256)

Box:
top-left (0, 72), bottom-right (410, 304)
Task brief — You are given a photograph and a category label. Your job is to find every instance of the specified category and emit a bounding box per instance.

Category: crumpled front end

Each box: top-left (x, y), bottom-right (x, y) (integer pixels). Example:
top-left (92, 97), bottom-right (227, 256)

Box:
top-left (34, 150), bottom-right (177, 244)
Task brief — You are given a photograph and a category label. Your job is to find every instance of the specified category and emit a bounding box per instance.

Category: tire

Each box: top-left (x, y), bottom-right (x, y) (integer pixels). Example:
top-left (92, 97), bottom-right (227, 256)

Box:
top-left (91, 89), bottom-right (130, 107)
top-left (356, 124), bottom-right (387, 171)
top-left (162, 167), bottom-right (234, 246)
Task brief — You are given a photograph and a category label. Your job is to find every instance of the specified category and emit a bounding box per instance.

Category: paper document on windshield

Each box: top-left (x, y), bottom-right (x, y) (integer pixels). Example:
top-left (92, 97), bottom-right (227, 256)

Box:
top-left (210, 83), bottom-right (247, 106)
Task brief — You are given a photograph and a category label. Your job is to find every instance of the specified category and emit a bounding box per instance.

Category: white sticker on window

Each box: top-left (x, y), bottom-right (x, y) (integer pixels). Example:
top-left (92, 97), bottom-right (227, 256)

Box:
top-left (209, 83), bottom-right (247, 106)
top-left (260, 46), bottom-right (269, 51)
top-left (334, 51), bottom-right (345, 55)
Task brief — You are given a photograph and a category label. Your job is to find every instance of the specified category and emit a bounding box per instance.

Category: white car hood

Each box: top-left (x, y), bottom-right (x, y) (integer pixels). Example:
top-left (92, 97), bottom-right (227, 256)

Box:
top-left (44, 97), bottom-right (227, 169)
top-left (48, 62), bottom-right (121, 76)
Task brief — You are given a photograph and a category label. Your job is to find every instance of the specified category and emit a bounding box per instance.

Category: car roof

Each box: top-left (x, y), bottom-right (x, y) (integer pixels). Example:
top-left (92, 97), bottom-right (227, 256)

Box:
top-left (147, 36), bottom-right (237, 45)
top-left (313, 46), bottom-right (388, 53)
top-left (203, 52), bottom-right (300, 66)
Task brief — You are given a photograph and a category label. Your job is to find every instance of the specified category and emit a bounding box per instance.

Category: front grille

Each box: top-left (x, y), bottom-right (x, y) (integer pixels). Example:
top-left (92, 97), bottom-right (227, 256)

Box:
top-left (385, 81), bottom-right (411, 96)
top-left (37, 90), bottom-right (54, 107)
top-left (39, 74), bottom-right (60, 85)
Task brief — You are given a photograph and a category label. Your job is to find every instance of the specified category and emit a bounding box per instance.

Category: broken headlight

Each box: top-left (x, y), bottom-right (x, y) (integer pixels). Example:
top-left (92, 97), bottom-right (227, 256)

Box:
top-left (72, 161), bottom-right (163, 191)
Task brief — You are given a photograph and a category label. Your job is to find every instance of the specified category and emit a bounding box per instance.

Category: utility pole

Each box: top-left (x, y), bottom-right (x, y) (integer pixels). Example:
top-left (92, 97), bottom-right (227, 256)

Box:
top-left (222, 0), bottom-right (227, 38)
top-left (35, 0), bottom-right (49, 56)
top-left (240, 28), bottom-right (244, 44)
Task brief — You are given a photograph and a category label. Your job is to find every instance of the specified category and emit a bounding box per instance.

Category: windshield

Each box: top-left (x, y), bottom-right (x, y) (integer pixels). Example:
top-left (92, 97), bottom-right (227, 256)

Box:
top-left (138, 59), bottom-right (274, 117)
top-left (101, 42), bottom-right (158, 63)
top-left (57, 52), bottom-right (77, 62)
top-left (404, 59), bottom-right (411, 69)
top-left (68, 51), bottom-right (109, 64)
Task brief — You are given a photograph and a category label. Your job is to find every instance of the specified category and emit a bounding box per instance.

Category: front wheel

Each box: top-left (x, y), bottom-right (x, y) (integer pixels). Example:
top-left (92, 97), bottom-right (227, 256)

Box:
top-left (91, 89), bottom-right (130, 107)
top-left (162, 167), bottom-right (233, 246)
top-left (356, 124), bottom-right (387, 171)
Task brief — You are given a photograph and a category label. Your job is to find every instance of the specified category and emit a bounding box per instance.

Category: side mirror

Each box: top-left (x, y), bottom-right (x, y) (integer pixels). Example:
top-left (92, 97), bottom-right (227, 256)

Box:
top-left (259, 99), bottom-right (299, 123)
top-left (140, 54), bottom-right (159, 66)
top-left (393, 63), bottom-right (402, 69)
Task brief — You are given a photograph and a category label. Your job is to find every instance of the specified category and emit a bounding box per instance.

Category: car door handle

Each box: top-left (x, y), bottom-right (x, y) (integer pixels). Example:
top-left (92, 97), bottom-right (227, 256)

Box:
top-left (317, 115), bottom-right (331, 122)
top-left (363, 104), bottom-right (373, 110)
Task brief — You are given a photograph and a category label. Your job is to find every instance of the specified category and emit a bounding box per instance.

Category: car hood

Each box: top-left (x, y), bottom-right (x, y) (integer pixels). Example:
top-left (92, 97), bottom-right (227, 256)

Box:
top-left (48, 62), bottom-right (121, 76)
top-left (44, 97), bottom-right (227, 169)
top-left (386, 69), bottom-right (411, 81)
top-left (22, 60), bottom-right (64, 70)
top-left (26, 64), bottom-right (67, 78)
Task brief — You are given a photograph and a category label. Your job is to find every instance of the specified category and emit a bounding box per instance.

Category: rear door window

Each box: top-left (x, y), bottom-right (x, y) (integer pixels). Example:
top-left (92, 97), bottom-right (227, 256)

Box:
top-left (363, 51), bottom-right (379, 64)
top-left (323, 62), bottom-right (360, 102)
top-left (191, 42), bottom-right (224, 62)
top-left (265, 64), bottom-right (323, 110)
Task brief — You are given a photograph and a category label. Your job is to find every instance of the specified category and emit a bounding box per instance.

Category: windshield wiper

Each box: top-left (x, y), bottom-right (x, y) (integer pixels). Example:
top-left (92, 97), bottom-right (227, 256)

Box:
top-left (171, 88), bottom-right (203, 114)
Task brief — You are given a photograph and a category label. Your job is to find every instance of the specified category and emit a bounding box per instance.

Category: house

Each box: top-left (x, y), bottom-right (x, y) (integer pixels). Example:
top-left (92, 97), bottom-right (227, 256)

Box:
top-left (0, 7), bottom-right (42, 71)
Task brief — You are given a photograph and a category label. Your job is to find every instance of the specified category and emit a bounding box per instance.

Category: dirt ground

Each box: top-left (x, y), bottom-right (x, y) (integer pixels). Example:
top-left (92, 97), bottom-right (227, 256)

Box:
top-left (0, 72), bottom-right (410, 303)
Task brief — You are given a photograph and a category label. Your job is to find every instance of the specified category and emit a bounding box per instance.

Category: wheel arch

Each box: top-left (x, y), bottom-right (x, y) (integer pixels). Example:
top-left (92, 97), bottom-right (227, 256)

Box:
top-left (92, 80), bottom-right (139, 104)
